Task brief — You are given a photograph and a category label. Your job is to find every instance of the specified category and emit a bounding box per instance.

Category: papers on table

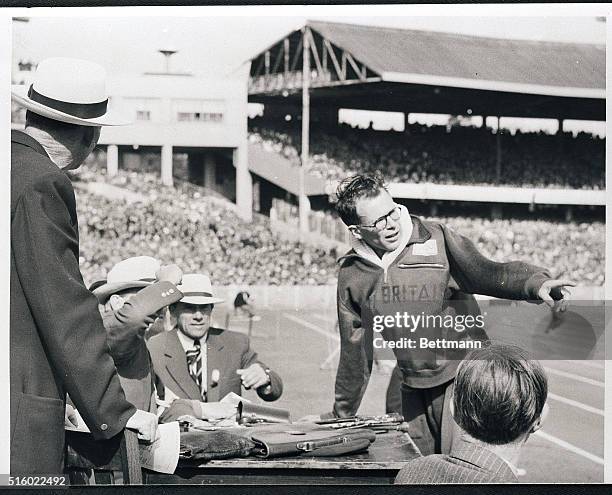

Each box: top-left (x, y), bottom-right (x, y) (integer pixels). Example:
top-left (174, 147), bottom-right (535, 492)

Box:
top-left (64, 408), bottom-right (90, 433)
top-left (221, 392), bottom-right (250, 405)
top-left (139, 421), bottom-right (180, 474)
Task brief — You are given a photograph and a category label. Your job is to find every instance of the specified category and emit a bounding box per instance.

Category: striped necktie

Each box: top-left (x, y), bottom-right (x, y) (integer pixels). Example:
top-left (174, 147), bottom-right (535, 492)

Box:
top-left (185, 339), bottom-right (205, 400)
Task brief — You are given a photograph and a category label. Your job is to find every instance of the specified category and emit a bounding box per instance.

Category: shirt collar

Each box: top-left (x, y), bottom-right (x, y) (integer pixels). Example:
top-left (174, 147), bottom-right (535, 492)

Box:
top-left (12, 129), bottom-right (50, 158)
top-left (450, 435), bottom-right (518, 481)
top-left (348, 204), bottom-right (413, 269)
top-left (176, 328), bottom-right (208, 352)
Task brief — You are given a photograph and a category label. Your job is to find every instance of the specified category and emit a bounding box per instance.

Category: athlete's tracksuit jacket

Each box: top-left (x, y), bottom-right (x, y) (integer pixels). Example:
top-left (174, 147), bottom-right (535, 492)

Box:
top-left (330, 208), bottom-right (556, 418)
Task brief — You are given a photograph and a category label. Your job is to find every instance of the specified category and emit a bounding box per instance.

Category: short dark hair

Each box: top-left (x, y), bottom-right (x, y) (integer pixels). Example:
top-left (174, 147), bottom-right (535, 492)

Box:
top-left (25, 110), bottom-right (80, 133)
top-left (334, 173), bottom-right (388, 226)
top-left (453, 343), bottom-right (547, 445)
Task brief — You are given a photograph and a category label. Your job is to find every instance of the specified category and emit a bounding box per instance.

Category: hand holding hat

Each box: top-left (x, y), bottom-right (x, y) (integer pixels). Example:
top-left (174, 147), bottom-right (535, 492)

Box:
top-left (91, 256), bottom-right (161, 303)
top-left (156, 264), bottom-right (183, 286)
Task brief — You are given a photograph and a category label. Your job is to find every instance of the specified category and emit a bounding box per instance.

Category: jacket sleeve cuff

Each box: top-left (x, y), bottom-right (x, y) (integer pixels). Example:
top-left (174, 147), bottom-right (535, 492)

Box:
top-left (91, 405), bottom-right (136, 440)
top-left (524, 272), bottom-right (551, 300)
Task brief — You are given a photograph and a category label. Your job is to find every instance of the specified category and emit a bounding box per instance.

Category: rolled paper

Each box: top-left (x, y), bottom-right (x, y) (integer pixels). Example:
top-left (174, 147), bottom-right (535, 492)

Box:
top-left (237, 401), bottom-right (291, 424)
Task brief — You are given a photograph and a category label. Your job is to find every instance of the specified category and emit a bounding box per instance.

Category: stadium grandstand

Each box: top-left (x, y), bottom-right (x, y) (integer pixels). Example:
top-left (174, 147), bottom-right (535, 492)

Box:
top-left (69, 153), bottom-right (604, 289)
top-left (246, 20), bottom-right (605, 238)
top-left (11, 20), bottom-right (605, 290)
top-left (10, 18), bottom-right (606, 483)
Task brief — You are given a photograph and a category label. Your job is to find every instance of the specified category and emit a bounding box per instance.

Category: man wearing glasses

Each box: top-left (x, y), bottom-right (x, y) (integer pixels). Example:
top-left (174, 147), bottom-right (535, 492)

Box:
top-left (323, 173), bottom-right (572, 456)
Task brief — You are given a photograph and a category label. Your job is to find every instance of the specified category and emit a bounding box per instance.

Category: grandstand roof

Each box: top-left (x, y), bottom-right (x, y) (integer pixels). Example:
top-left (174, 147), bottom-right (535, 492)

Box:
top-left (249, 21), bottom-right (605, 121)
top-left (309, 21), bottom-right (604, 98)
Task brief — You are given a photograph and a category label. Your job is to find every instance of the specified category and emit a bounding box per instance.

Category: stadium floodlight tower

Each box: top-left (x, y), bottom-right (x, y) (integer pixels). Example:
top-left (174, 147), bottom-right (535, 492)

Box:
top-left (159, 46), bottom-right (177, 74)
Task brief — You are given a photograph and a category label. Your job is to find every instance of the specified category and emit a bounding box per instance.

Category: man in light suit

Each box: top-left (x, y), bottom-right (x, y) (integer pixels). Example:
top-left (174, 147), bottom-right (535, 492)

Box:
top-left (10, 57), bottom-right (157, 475)
top-left (148, 274), bottom-right (283, 408)
top-left (395, 343), bottom-right (549, 484)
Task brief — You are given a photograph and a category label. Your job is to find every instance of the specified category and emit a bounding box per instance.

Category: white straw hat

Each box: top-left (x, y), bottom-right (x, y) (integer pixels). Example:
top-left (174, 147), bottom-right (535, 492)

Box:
top-left (177, 274), bottom-right (224, 305)
top-left (92, 256), bottom-right (161, 302)
top-left (11, 57), bottom-right (130, 126)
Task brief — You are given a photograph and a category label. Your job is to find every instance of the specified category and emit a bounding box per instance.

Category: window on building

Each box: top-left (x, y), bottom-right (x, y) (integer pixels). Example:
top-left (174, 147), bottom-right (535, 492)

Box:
top-left (125, 97), bottom-right (161, 123)
top-left (176, 111), bottom-right (223, 123)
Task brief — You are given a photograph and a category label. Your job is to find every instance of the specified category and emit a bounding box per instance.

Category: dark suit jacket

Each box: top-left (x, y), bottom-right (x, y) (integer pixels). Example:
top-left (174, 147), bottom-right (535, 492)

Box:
top-left (394, 436), bottom-right (518, 484)
top-left (147, 328), bottom-right (283, 402)
top-left (10, 131), bottom-right (135, 475)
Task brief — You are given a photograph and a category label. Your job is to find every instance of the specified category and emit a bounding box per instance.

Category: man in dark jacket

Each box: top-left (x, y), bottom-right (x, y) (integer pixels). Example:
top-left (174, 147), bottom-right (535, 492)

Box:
top-left (148, 274), bottom-right (283, 405)
top-left (325, 173), bottom-right (571, 455)
top-left (395, 343), bottom-right (548, 483)
top-left (10, 57), bottom-right (157, 475)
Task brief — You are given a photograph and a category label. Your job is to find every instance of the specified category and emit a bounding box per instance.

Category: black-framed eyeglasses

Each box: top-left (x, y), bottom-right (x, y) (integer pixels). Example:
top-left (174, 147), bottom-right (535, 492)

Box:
top-left (354, 205), bottom-right (401, 231)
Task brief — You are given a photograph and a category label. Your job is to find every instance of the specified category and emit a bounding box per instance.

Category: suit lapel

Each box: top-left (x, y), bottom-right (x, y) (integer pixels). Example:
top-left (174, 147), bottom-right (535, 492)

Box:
top-left (205, 329), bottom-right (225, 402)
top-left (163, 330), bottom-right (201, 400)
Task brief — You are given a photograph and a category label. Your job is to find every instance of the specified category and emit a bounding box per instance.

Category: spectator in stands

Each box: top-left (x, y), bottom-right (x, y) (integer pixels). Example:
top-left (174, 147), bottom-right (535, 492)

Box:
top-left (248, 120), bottom-right (604, 189)
top-left (148, 273), bottom-right (283, 405)
top-left (233, 290), bottom-right (261, 321)
top-left (325, 173), bottom-right (572, 456)
top-left (395, 343), bottom-right (549, 484)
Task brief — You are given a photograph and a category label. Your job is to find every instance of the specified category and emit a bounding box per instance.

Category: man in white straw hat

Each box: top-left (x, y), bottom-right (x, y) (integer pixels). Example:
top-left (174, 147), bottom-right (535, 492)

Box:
top-left (90, 257), bottom-right (184, 413)
top-left (148, 274), bottom-right (283, 412)
top-left (10, 57), bottom-right (156, 475)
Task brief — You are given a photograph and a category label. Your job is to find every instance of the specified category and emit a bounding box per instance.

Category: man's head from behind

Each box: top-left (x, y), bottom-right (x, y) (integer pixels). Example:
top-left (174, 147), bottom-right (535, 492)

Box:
top-left (169, 274), bottom-right (224, 341)
top-left (25, 111), bottom-right (100, 171)
top-left (452, 343), bottom-right (548, 446)
top-left (335, 173), bottom-right (403, 254)
top-left (13, 57), bottom-right (129, 170)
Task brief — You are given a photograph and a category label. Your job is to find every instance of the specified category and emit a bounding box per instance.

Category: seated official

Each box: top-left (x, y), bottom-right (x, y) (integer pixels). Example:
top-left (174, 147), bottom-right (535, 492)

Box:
top-left (395, 343), bottom-right (549, 484)
top-left (90, 256), bottom-right (183, 413)
top-left (147, 274), bottom-right (283, 408)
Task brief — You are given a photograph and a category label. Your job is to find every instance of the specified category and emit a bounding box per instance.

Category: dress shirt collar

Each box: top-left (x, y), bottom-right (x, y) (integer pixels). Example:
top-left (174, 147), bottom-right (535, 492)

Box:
top-left (177, 328), bottom-right (208, 352)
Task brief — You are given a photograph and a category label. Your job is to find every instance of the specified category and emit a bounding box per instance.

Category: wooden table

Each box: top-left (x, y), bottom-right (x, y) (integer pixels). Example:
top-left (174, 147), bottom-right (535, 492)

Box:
top-left (145, 431), bottom-right (421, 485)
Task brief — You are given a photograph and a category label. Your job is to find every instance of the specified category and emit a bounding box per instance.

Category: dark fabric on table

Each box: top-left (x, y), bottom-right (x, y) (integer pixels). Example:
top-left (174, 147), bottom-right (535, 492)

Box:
top-left (179, 430), bottom-right (255, 462)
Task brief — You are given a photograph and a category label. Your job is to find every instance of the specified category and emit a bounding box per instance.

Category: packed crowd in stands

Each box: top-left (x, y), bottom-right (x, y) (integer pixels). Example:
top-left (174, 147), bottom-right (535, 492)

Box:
top-left (438, 216), bottom-right (604, 286)
top-left (72, 149), bottom-right (604, 287)
top-left (248, 121), bottom-right (605, 189)
top-left (72, 160), bottom-right (339, 287)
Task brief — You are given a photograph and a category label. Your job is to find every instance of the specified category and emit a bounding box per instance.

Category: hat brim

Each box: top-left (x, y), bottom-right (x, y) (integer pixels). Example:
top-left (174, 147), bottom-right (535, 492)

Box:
top-left (11, 85), bottom-right (131, 127)
top-left (92, 280), bottom-right (152, 303)
top-left (179, 295), bottom-right (225, 305)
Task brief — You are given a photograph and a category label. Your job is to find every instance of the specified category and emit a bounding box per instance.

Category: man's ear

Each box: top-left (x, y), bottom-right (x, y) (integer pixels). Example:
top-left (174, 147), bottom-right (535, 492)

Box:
top-left (348, 225), bottom-right (363, 240)
top-left (530, 402), bottom-right (549, 433)
top-left (164, 305), bottom-right (178, 331)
